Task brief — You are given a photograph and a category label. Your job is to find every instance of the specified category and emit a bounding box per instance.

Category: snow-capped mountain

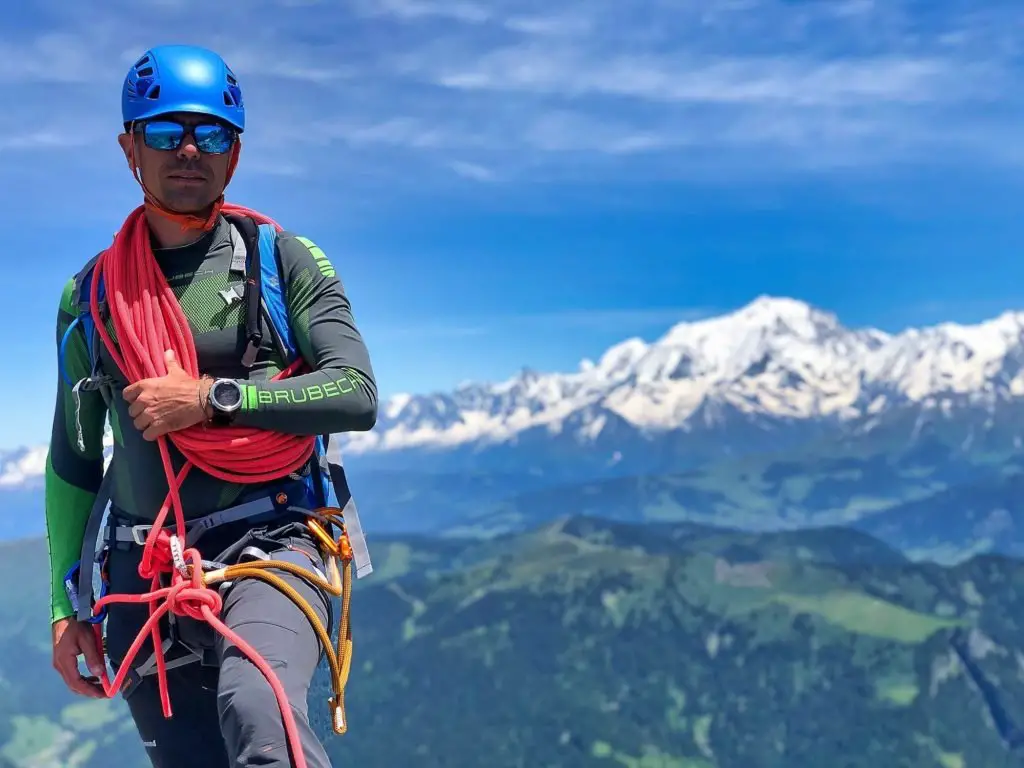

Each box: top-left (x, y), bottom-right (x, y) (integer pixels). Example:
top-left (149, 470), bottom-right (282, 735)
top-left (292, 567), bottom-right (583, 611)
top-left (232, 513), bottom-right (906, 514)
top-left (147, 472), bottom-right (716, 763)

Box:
top-left (1, 433), bottom-right (112, 494)
top-left (336, 295), bottom-right (1024, 461)
top-left (6, 295), bottom-right (1024, 490)
top-left (0, 446), bottom-right (48, 489)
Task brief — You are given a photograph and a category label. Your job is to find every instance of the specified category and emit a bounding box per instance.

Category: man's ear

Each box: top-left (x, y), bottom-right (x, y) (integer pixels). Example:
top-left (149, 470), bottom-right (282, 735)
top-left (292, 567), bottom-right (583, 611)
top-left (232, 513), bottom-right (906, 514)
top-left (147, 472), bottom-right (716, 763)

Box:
top-left (117, 132), bottom-right (134, 169)
top-left (223, 139), bottom-right (242, 187)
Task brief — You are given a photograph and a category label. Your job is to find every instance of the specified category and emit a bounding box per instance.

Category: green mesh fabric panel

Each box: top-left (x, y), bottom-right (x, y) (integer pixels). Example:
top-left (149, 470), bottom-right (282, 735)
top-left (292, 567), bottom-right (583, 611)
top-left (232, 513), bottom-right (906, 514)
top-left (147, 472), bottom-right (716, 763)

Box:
top-left (287, 268), bottom-right (316, 340)
top-left (172, 274), bottom-right (242, 334)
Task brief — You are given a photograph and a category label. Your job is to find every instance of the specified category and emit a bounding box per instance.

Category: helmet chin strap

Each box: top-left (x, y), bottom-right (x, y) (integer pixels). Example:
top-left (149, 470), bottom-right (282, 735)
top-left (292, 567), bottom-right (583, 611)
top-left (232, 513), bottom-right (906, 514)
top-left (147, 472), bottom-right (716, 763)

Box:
top-left (127, 125), bottom-right (241, 233)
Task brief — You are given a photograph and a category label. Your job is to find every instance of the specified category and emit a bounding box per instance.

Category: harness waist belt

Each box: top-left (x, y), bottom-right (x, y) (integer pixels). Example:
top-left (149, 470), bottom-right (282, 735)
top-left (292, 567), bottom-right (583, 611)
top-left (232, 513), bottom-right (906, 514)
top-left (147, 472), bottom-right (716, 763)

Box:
top-left (104, 496), bottom-right (286, 549)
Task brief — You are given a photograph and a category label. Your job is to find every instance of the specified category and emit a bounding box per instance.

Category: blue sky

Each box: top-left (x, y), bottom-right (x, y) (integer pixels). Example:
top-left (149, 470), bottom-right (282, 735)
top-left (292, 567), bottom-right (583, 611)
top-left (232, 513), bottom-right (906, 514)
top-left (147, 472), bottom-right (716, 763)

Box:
top-left (4, 0), bottom-right (1024, 449)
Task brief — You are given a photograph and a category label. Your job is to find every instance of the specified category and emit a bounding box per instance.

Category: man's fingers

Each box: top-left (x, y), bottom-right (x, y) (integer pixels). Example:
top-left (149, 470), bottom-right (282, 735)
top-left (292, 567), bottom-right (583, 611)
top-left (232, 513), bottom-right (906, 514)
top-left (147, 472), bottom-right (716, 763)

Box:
top-left (143, 422), bottom-right (166, 441)
top-left (127, 399), bottom-right (144, 418)
top-left (133, 412), bottom-right (153, 432)
top-left (81, 675), bottom-right (107, 696)
top-left (54, 648), bottom-right (104, 698)
top-left (71, 674), bottom-right (105, 699)
top-left (75, 678), bottom-right (105, 698)
top-left (164, 348), bottom-right (183, 372)
top-left (77, 630), bottom-right (106, 679)
top-left (122, 382), bottom-right (140, 402)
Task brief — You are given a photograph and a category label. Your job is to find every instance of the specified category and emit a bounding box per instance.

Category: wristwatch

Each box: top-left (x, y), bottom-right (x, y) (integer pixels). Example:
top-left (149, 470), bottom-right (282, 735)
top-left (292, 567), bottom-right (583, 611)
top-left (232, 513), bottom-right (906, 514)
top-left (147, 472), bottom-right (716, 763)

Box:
top-left (207, 378), bottom-right (243, 425)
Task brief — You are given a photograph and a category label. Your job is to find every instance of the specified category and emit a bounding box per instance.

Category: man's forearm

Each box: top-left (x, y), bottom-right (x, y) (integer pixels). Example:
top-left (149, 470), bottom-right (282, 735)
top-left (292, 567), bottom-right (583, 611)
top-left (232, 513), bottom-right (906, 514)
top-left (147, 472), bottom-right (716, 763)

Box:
top-left (232, 366), bottom-right (377, 435)
top-left (228, 231), bottom-right (379, 436)
top-left (45, 455), bottom-right (99, 623)
top-left (48, 278), bottom-right (109, 623)
top-left (45, 381), bottom-right (105, 624)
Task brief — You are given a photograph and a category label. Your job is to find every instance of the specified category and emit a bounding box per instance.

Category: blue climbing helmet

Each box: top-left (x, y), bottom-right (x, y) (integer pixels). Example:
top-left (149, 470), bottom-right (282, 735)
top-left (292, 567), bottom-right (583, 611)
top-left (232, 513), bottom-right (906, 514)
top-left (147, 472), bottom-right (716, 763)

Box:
top-left (121, 45), bottom-right (245, 131)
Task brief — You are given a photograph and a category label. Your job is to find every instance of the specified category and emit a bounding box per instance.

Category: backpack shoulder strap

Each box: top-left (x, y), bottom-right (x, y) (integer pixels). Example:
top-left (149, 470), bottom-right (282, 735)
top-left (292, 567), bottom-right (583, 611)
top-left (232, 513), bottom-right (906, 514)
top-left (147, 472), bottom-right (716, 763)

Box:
top-left (59, 253), bottom-right (105, 387)
top-left (256, 223), bottom-right (298, 364)
top-left (223, 213), bottom-right (271, 368)
top-left (71, 253), bottom-right (101, 307)
top-left (221, 214), bottom-right (299, 367)
top-left (240, 220), bottom-right (372, 576)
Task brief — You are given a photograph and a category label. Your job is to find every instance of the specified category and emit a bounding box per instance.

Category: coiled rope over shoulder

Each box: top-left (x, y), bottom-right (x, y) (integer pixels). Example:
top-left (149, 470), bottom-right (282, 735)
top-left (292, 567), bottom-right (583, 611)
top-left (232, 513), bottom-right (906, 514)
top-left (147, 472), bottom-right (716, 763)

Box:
top-left (86, 203), bottom-right (354, 768)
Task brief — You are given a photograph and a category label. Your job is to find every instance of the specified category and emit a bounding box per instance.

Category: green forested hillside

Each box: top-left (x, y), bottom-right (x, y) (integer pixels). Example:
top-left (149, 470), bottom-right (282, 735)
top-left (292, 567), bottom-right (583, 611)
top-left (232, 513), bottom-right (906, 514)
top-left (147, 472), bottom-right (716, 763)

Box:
top-left (2, 519), bottom-right (1023, 767)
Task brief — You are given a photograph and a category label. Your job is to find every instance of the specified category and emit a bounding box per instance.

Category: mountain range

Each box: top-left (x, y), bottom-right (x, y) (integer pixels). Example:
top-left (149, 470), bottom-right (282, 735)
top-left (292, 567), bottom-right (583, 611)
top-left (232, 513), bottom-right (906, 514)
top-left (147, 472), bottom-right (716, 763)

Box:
top-left (12, 294), bottom-right (1024, 477)
top-left (5, 295), bottom-right (1024, 559)
top-left (334, 294), bottom-right (1024, 477)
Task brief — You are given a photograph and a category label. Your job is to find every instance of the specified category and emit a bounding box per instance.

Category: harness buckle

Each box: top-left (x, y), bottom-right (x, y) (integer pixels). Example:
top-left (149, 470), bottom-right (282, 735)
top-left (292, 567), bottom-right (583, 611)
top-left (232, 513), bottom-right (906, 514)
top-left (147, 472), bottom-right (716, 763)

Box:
top-left (131, 525), bottom-right (152, 546)
top-left (79, 374), bottom-right (115, 392)
top-left (241, 338), bottom-right (260, 367)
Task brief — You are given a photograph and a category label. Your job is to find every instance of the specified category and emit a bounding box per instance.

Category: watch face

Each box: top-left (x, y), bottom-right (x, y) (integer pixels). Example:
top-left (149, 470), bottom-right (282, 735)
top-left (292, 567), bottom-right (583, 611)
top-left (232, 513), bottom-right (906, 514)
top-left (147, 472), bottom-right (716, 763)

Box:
top-left (212, 380), bottom-right (241, 409)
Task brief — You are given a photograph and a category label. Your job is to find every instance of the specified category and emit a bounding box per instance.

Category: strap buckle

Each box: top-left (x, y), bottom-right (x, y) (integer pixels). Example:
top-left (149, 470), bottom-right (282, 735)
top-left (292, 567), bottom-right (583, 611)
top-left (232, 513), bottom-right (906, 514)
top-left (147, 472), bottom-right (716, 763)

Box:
top-left (241, 338), bottom-right (260, 367)
top-left (78, 374), bottom-right (115, 392)
top-left (131, 525), bottom-right (152, 546)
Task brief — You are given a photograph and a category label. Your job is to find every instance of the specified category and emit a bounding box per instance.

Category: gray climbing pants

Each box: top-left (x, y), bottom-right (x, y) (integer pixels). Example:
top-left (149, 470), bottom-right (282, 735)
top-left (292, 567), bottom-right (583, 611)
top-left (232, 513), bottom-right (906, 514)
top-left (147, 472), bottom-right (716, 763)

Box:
top-left (103, 518), bottom-right (334, 768)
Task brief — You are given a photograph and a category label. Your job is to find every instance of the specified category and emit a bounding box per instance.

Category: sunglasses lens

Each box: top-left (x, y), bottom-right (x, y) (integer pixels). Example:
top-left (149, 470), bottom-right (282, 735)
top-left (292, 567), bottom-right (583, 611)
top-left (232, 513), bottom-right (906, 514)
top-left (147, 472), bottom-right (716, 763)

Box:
top-left (140, 121), bottom-right (236, 153)
top-left (142, 121), bottom-right (184, 150)
top-left (194, 124), bottom-right (235, 154)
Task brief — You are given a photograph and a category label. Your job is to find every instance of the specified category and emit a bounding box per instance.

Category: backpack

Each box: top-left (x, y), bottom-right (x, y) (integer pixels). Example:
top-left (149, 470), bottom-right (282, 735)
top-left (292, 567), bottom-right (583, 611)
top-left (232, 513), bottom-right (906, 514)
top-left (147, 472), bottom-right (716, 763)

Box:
top-left (59, 214), bottom-right (372, 623)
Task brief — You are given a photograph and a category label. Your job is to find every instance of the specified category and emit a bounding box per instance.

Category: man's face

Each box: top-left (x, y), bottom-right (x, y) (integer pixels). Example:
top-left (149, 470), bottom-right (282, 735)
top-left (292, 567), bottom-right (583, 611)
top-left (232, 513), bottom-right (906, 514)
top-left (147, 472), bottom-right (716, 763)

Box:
top-left (118, 111), bottom-right (239, 213)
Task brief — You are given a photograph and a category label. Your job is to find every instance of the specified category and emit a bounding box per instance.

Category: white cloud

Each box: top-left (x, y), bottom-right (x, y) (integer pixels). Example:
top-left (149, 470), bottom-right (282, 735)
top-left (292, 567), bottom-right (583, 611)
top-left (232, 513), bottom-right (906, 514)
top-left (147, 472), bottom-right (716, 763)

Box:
top-left (1, 0), bottom-right (1023, 190)
top-left (428, 50), bottom-right (956, 107)
top-left (0, 130), bottom-right (96, 151)
top-left (357, 0), bottom-right (491, 23)
top-left (503, 14), bottom-right (593, 37)
top-left (0, 32), bottom-right (117, 83)
top-left (0, 446), bottom-right (47, 487)
top-left (450, 160), bottom-right (496, 181)
top-left (329, 117), bottom-right (451, 149)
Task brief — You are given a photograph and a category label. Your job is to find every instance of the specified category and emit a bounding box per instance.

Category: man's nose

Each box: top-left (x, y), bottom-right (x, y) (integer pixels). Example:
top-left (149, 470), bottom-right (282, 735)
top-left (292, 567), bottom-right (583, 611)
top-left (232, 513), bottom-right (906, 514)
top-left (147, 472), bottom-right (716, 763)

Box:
top-left (175, 131), bottom-right (201, 160)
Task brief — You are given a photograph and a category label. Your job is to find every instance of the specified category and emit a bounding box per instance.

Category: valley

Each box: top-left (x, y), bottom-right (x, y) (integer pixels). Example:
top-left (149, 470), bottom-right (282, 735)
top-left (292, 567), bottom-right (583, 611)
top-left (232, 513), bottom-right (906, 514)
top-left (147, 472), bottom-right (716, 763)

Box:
top-left (1, 519), bottom-right (1023, 766)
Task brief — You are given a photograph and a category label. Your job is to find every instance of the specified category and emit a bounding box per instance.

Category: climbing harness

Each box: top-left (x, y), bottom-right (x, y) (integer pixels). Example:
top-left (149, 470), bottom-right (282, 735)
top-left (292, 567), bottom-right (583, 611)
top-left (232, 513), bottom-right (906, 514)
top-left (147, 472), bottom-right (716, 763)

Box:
top-left (59, 201), bottom-right (373, 766)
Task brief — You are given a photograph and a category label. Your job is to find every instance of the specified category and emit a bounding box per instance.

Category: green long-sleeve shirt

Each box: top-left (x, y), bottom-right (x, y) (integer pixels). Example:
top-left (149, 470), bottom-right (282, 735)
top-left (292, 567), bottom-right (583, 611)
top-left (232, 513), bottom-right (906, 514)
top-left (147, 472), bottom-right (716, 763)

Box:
top-left (44, 215), bottom-right (377, 623)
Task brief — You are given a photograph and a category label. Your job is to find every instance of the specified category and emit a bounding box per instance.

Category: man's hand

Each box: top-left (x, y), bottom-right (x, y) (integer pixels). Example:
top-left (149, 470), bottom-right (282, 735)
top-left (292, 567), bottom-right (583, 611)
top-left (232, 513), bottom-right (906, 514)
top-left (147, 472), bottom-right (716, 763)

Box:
top-left (51, 617), bottom-right (107, 699)
top-left (123, 349), bottom-right (212, 440)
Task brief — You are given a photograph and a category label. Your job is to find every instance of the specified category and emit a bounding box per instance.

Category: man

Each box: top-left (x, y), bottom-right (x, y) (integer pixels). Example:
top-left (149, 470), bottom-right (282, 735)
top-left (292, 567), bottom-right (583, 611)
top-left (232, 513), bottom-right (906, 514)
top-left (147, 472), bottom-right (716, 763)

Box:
top-left (45, 44), bottom-right (377, 767)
